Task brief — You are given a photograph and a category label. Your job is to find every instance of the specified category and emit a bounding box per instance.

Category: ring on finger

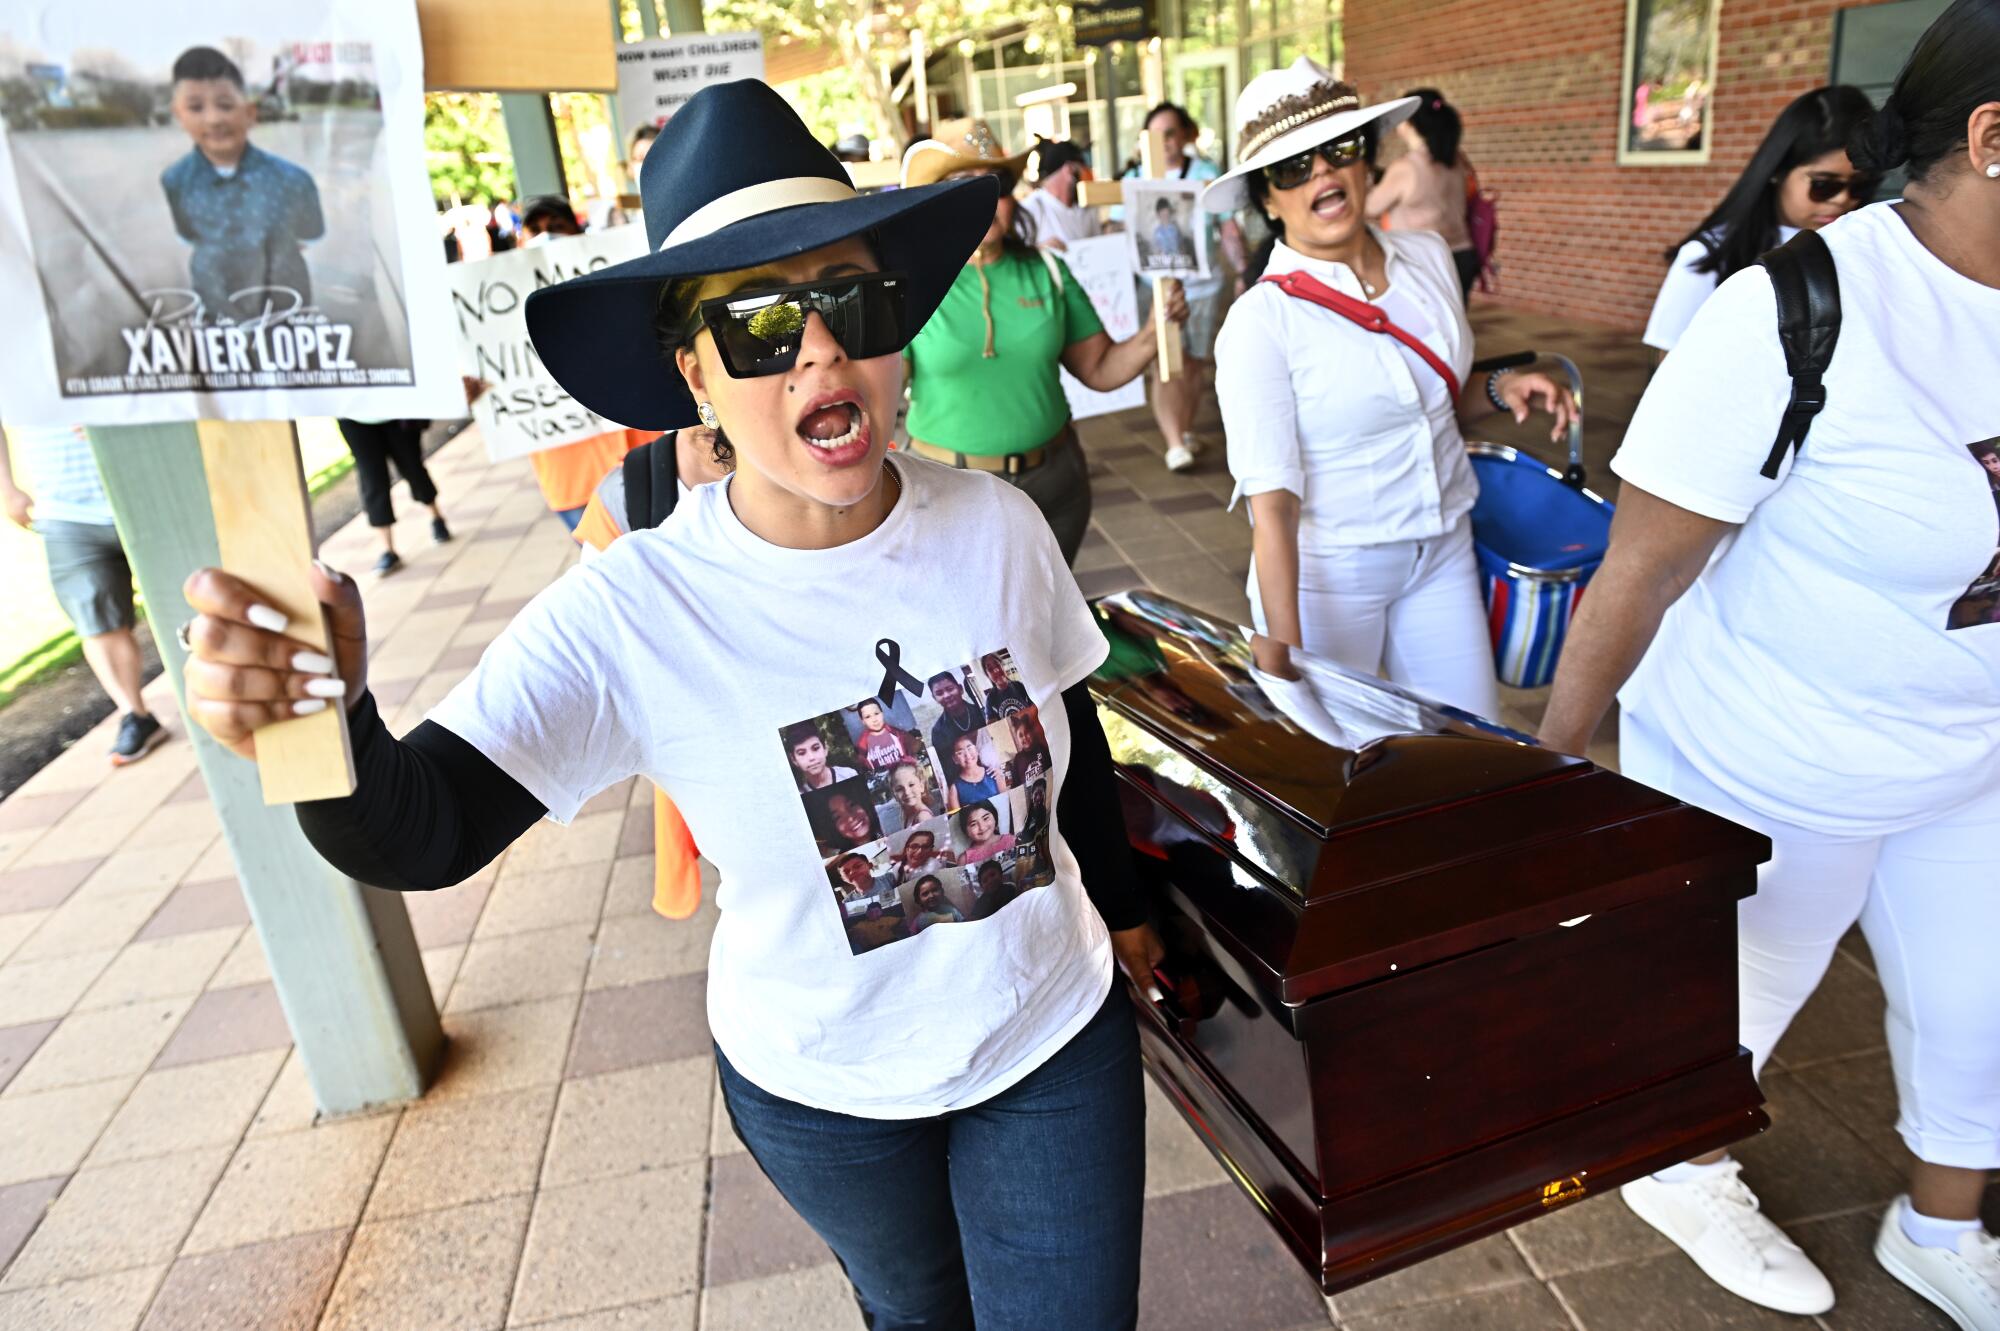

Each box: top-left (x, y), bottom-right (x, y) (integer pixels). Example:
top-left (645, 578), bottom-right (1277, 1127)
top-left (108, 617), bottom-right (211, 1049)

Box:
top-left (175, 620), bottom-right (196, 652)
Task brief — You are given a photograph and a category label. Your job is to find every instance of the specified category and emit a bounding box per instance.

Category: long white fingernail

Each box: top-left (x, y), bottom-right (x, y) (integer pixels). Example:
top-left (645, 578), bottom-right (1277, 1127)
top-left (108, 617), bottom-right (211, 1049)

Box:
top-left (312, 559), bottom-right (343, 582)
top-left (304, 678), bottom-right (347, 698)
top-left (291, 650), bottom-right (335, 674)
top-left (292, 698), bottom-right (328, 716)
top-left (247, 604), bottom-right (289, 633)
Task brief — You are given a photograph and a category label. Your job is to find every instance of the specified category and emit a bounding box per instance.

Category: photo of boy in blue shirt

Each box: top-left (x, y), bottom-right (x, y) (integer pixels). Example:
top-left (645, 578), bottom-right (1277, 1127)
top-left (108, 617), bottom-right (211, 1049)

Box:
top-left (159, 46), bottom-right (325, 322)
top-left (1150, 198), bottom-right (1191, 266)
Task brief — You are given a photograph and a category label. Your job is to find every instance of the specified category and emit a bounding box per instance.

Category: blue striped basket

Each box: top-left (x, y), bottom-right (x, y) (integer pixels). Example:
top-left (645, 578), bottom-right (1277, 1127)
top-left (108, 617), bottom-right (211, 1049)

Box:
top-left (1467, 442), bottom-right (1615, 689)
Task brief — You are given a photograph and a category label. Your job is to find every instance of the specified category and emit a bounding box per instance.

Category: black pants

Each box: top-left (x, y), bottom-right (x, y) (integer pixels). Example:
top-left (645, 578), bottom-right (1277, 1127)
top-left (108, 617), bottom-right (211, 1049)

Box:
top-left (1004, 431), bottom-right (1091, 567)
top-left (1453, 247), bottom-right (1480, 303)
top-left (339, 420), bottom-right (438, 528)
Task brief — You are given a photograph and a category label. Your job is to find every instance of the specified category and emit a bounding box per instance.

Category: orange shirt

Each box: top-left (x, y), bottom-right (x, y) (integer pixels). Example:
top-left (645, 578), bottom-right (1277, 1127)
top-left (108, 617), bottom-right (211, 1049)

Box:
top-left (529, 428), bottom-right (650, 512)
top-left (570, 436), bottom-right (702, 921)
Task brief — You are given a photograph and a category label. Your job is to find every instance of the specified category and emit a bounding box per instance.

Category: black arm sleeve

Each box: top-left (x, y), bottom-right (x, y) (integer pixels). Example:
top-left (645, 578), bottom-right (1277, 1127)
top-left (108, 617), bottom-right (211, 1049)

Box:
top-left (294, 690), bottom-right (548, 892)
top-left (1059, 681), bottom-right (1148, 931)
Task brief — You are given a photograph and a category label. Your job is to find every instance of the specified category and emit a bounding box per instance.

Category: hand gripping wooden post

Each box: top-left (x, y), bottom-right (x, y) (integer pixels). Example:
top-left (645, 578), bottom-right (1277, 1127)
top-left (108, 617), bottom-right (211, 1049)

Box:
top-left (194, 0), bottom-right (617, 806)
top-left (1140, 127), bottom-right (1186, 382)
top-left (197, 422), bottom-right (356, 804)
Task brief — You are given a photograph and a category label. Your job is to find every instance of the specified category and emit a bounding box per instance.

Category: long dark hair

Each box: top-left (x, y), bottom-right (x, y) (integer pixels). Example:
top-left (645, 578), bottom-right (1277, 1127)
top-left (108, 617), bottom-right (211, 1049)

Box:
top-left (1667, 85), bottom-right (1876, 279)
top-left (1241, 127), bottom-right (1381, 282)
top-left (990, 168), bottom-right (1040, 255)
top-left (1402, 88), bottom-right (1462, 165)
top-left (1848, 0), bottom-right (2000, 185)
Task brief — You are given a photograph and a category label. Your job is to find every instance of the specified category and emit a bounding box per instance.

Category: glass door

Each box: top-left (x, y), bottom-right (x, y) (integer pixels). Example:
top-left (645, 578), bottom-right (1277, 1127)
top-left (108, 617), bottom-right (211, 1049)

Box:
top-left (1171, 50), bottom-right (1240, 169)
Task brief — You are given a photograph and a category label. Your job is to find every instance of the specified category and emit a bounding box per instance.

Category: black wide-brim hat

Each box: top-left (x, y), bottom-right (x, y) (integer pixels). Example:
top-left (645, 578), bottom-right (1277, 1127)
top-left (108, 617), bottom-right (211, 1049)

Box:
top-left (525, 80), bottom-right (997, 431)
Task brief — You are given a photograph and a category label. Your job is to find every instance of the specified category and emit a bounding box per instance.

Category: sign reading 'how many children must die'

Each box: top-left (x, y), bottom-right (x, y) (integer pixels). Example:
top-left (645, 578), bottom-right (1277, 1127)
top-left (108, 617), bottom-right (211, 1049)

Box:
top-left (450, 224), bottom-right (650, 461)
top-left (0, 0), bottom-right (462, 424)
top-left (615, 33), bottom-right (766, 131)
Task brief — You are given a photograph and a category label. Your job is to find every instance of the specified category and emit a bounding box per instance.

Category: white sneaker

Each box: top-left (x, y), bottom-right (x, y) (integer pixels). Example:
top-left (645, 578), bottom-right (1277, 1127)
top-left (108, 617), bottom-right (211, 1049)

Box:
top-left (1164, 441), bottom-right (1197, 472)
top-left (1620, 1162), bottom-right (1836, 1315)
top-left (1874, 1199), bottom-right (2000, 1330)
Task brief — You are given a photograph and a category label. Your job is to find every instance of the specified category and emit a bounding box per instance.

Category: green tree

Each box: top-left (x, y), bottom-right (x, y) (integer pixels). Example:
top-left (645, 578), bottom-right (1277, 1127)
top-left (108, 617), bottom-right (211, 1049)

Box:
top-left (425, 92), bottom-right (517, 208)
top-left (711, 0), bottom-right (1061, 148)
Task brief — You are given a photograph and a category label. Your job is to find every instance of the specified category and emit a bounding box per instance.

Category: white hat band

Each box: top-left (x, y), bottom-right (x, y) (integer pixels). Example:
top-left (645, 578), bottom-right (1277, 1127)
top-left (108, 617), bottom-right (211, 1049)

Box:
top-left (661, 176), bottom-right (859, 250)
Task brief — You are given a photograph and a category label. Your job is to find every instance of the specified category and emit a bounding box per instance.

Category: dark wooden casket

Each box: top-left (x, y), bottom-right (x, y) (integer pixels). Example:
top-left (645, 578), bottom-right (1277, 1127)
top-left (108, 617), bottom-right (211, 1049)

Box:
top-left (1089, 591), bottom-right (1769, 1294)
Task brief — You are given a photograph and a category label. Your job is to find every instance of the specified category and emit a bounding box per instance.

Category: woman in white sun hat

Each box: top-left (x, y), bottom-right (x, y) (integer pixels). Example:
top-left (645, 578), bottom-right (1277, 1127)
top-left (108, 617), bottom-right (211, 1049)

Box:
top-left (1205, 57), bottom-right (1577, 714)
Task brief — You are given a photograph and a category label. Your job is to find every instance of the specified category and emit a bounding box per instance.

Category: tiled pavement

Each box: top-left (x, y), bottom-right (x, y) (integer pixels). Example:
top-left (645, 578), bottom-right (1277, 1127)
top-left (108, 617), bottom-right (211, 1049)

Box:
top-left (0, 308), bottom-right (1993, 1330)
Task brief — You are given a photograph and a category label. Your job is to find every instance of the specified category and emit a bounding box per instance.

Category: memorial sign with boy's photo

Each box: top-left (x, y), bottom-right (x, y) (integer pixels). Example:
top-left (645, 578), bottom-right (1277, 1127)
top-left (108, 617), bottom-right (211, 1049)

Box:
top-left (0, 0), bottom-right (461, 423)
top-left (449, 224), bottom-right (650, 460)
top-left (1123, 178), bottom-right (1207, 280)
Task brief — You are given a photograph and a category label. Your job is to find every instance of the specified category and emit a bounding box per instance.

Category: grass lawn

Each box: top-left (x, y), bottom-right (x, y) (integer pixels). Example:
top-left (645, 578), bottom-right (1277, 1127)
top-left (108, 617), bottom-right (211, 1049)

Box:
top-left (0, 420), bottom-right (354, 705)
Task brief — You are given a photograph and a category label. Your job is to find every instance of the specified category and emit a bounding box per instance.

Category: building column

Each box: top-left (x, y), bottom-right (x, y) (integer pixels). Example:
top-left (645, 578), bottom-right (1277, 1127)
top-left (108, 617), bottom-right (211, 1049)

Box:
top-left (661, 0), bottom-right (705, 34)
top-left (500, 92), bottom-right (567, 198)
top-left (90, 424), bottom-right (444, 1117)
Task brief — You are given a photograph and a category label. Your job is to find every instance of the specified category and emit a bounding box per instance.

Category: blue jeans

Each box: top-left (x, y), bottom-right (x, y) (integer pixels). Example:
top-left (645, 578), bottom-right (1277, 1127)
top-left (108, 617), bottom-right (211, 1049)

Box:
top-left (716, 983), bottom-right (1144, 1331)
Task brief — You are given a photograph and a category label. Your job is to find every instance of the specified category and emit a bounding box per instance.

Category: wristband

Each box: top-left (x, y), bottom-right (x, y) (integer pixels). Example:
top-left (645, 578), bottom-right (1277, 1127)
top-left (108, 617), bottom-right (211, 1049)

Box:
top-left (1485, 368), bottom-right (1515, 413)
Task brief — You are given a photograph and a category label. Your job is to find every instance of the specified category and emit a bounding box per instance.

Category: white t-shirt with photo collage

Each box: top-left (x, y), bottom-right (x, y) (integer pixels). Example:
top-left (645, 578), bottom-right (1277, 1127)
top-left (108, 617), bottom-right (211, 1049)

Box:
top-left (430, 456), bottom-right (1114, 1116)
top-left (1613, 202), bottom-right (2000, 838)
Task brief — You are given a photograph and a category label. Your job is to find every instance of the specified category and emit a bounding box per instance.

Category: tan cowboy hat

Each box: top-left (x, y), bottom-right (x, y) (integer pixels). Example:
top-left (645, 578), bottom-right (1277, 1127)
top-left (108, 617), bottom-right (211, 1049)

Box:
top-left (902, 119), bottom-right (1033, 189)
top-left (1202, 57), bottom-right (1418, 214)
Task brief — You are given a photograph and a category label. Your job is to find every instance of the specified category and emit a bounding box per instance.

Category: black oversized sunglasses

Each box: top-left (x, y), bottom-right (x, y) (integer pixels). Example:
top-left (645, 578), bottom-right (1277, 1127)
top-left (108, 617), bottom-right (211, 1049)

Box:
top-left (685, 271), bottom-right (910, 378)
top-left (1804, 172), bottom-right (1882, 204)
top-left (1262, 134), bottom-right (1369, 191)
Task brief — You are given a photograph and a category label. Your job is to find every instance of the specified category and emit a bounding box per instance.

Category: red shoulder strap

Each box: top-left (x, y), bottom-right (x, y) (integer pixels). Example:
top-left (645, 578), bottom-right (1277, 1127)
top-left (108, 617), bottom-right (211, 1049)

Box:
top-left (1259, 270), bottom-right (1462, 400)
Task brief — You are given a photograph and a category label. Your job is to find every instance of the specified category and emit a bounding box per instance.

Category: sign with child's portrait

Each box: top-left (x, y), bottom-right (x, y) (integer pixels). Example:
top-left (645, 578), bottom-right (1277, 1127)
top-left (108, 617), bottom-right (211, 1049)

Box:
top-left (0, 0), bottom-right (461, 423)
top-left (1123, 178), bottom-right (1208, 281)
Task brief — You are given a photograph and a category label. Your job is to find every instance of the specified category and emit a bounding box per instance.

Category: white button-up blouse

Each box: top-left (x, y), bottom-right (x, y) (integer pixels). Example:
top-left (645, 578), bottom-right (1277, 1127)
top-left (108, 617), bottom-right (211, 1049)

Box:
top-left (1215, 228), bottom-right (1479, 550)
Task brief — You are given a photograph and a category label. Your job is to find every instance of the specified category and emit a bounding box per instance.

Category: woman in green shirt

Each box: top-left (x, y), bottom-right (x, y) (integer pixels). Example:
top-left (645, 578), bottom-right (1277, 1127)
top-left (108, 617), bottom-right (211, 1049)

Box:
top-left (902, 120), bottom-right (1184, 563)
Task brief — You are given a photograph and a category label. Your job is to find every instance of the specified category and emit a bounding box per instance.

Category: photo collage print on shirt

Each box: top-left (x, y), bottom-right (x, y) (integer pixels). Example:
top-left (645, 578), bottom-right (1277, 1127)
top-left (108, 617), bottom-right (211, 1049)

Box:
top-left (780, 644), bottom-right (1058, 956)
top-left (1947, 439), bottom-right (2000, 631)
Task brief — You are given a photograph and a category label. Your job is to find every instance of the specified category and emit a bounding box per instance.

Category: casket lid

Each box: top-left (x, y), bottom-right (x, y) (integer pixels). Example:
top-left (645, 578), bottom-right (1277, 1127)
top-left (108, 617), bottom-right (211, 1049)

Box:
top-left (1089, 593), bottom-right (1762, 1003)
top-left (1089, 591), bottom-right (1585, 844)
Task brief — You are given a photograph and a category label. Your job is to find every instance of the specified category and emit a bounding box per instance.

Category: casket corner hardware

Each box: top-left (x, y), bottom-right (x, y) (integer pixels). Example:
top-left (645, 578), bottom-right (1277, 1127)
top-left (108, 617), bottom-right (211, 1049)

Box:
top-left (1539, 1173), bottom-right (1588, 1208)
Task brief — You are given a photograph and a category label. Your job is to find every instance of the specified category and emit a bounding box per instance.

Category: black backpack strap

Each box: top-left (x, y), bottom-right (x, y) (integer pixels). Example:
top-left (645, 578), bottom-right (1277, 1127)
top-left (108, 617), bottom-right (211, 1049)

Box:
top-left (621, 440), bottom-right (653, 533)
top-left (1754, 229), bottom-right (1841, 480)
top-left (650, 430), bottom-right (679, 526)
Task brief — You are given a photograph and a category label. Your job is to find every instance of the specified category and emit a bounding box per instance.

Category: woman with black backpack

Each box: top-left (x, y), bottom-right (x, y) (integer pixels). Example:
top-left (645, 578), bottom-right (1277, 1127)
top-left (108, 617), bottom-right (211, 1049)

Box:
top-left (1542, 3), bottom-right (2000, 1322)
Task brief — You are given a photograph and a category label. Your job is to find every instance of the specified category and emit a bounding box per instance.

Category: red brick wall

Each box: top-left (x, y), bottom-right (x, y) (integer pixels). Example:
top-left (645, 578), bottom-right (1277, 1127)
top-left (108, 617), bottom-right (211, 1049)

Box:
top-left (1343, 0), bottom-right (1891, 328)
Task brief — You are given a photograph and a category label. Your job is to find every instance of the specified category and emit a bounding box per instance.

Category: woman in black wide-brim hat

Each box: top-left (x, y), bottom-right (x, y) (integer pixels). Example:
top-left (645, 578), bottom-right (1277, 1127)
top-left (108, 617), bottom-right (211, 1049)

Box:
top-left (176, 81), bottom-right (1164, 1329)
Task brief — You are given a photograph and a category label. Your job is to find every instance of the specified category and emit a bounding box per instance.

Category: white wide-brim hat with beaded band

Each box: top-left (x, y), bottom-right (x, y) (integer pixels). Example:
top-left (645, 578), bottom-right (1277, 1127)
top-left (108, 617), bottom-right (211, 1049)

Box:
top-left (1201, 57), bottom-right (1419, 214)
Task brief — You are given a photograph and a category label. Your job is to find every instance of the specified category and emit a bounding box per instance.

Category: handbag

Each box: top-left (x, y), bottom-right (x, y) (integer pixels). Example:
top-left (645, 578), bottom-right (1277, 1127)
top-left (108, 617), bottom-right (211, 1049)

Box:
top-left (1259, 270), bottom-right (1462, 399)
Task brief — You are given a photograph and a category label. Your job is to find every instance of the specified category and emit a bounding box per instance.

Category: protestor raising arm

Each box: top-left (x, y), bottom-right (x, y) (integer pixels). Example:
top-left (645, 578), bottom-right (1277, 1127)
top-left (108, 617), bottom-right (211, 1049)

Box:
top-left (179, 80), bottom-right (1166, 1331)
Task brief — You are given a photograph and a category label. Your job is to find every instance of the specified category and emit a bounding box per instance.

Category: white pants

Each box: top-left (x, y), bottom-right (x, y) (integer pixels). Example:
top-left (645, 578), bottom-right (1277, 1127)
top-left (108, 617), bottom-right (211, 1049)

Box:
top-left (1250, 515), bottom-right (1501, 718)
top-left (1621, 708), bottom-right (2000, 1170)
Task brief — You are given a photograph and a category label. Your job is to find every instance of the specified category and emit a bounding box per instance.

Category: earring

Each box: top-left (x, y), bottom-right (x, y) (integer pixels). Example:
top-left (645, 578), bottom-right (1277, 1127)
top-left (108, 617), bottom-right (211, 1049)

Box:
top-left (697, 402), bottom-right (719, 428)
top-left (1987, 163), bottom-right (2000, 178)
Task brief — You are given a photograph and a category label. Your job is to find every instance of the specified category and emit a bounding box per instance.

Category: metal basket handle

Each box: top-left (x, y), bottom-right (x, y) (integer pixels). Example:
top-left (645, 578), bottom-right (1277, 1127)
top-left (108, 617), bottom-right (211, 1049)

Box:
top-left (1469, 351), bottom-right (1587, 489)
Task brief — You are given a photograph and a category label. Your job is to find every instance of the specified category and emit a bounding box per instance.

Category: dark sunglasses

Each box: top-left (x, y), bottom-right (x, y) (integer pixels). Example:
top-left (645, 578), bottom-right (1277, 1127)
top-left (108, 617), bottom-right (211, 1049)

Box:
top-left (1804, 172), bottom-right (1881, 204)
top-left (686, 271), bottom-right (910, 378)
top-left (1262, 134), bottom-right (1368, 191)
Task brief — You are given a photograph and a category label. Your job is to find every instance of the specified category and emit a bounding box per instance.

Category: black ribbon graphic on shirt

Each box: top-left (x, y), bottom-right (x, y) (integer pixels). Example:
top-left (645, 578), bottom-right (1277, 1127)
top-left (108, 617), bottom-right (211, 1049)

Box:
top-left (875, 638), bottom-right (927, 705)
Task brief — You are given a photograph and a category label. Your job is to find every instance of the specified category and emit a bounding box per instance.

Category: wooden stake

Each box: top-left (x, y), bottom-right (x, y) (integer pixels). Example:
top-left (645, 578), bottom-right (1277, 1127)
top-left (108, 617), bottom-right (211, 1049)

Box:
top-left (1141, 126), bottom-right (1186, 383)
top-left (195, 421), bottom-right (356, 805)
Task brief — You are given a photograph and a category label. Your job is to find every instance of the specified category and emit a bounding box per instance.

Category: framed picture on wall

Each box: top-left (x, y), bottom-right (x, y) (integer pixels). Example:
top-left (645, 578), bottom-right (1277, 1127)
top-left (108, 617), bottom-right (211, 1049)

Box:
top-left (1618, 0), bottom-right (1723, 164)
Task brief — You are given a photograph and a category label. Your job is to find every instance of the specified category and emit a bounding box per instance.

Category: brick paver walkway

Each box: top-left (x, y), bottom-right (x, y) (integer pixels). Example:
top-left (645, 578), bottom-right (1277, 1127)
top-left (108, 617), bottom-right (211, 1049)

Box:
top-left (0, 310), bottom-right (1987, 1329)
